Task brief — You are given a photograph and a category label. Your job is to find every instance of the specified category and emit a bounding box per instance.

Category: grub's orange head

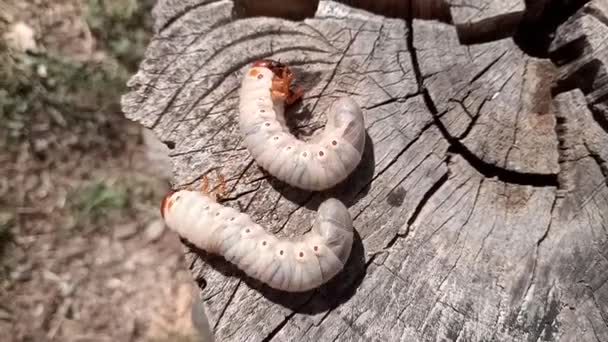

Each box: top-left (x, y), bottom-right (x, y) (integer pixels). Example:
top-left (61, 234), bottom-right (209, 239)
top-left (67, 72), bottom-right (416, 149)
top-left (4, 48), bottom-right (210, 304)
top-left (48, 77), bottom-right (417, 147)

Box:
top-left (251, 59), bottom-right (292, 78)
top-left (160, 190), bottom-right (176, 219)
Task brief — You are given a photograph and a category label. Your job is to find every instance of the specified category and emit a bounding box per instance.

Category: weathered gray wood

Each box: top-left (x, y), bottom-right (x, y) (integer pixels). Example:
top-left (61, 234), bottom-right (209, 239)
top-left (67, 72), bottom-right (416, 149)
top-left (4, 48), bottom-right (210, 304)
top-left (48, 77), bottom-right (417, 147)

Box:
top-left (122, 0), bottom-right (608, 340)
top-left (550, 0), bottom-right (608, 129)
top-left (416, 20), bottom-right (560, 176)
top-left (448, 0), bottom-right (525, 24)
top-left (446, 0), bottom-right (526, 43)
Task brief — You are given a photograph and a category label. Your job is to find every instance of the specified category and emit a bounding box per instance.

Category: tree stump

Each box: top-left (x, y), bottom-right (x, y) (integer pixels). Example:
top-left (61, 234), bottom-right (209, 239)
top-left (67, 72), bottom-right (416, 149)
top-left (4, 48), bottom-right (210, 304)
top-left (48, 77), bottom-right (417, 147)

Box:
top-left (121, 0), bottom-right (608, 340)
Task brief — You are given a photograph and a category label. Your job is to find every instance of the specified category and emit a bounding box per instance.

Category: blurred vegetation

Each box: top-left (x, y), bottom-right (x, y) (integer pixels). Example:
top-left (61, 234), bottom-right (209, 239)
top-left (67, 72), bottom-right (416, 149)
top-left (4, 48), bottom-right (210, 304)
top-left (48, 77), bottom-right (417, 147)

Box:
top-left (71, 174), bottom-right (167, 230)
top-left (0, 48), bottom-right (128, 146)
top-left (0, 0), bottom-right (155, 254)
top-left (85, 0), bottom-right (153, 72)
top-left (74, 181), bottom-right (129, 219)
top-left (0, 3), bottom-right (193, 340)
top-left (0, 0), bottom-right (154, 148)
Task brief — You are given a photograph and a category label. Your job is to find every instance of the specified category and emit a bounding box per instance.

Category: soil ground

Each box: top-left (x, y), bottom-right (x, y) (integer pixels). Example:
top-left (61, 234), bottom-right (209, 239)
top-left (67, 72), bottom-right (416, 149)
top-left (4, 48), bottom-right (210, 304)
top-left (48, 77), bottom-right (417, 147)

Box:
top-left (0, 1), bottom-right (201, 341)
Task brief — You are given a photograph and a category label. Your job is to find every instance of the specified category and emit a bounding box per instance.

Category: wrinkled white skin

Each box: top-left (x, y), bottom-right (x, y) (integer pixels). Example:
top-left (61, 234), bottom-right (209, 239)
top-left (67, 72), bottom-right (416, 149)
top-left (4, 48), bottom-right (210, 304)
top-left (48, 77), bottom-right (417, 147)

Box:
top-left (238, 66), bottom-right (366, 191)
top-left (163, 190), bottom-right (353, 292)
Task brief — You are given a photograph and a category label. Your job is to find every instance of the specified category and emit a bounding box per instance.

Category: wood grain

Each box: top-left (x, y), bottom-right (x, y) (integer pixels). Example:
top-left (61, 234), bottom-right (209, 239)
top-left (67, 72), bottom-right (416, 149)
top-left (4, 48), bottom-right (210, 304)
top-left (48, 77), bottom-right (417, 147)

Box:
top-left (121, 0), bottom-right (608, 340)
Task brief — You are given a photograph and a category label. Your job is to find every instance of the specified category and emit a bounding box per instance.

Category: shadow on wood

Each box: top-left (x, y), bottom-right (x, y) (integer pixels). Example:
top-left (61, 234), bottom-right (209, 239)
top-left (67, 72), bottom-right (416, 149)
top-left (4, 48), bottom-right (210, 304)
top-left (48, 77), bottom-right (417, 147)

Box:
top-left (233, 0), bottom-right (453, 23)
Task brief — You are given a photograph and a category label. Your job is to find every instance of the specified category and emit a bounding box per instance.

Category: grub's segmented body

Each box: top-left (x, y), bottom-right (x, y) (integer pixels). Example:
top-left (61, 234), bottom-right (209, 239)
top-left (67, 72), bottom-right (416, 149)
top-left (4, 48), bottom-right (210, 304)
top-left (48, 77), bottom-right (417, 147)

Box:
top-left (238, 60), bottom-right (366, 191)
top-left (161, 190), bottom-right (354, 292)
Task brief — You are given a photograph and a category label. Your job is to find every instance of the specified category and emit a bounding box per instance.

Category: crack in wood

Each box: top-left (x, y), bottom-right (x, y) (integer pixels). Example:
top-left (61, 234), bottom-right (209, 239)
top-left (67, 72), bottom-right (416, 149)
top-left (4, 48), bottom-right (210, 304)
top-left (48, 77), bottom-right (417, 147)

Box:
top-left (435, 179), bottom-right (483, 292)
top-left (260, 310), bottom-right (299, 342)
top-left (383, 170), bottom-right (449, 250)
top-left (378, 152), bottom-right (436, 204)
top-left (213, 280), bottom-right (241, 332)
top-left (275, 194), bottom-right (316, 233)
top-left (529, 282), bottom-right (560, 341)
top-left (169, 144), bottom-right (216, 157)
top-left (438, 299), bottom-right (468, 318)
top-left (451, 95), bottom-right (488, 140)
top-left (469, 50), bottom-right (508, 85)
top-left (218, 185), bottom-right (263, 203)
top-left (363, 92), bottom-right (422, 111)
top-left (584, 142), bottom-right (608, 185)
top-left (590, 291), bottom-right (608, 331)
top-left (416, 176), bottom-right (474, 249)
top-left (488, 297), bottom-right (504, 340)
top-left (406, 18), bottom-right (559, 188)
top-left (516, 192), bottom-right (558, 326)
top-left (363, 23), bottom-right (385, 63)
top-left (503, 59), bottom-right (528, 171)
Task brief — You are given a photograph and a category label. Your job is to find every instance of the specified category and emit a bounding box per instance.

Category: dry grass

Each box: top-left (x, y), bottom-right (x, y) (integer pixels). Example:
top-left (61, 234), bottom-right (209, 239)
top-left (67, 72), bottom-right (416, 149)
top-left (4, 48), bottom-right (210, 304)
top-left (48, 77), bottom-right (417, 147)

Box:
top-left (0, 1), bottom-right (202, 341)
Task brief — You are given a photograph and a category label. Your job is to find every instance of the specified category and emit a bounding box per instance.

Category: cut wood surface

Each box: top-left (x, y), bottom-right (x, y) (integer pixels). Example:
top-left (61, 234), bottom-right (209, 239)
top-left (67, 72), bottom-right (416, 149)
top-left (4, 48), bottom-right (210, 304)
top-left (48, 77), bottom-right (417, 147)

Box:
top-left (121, 0), bottom-right (608, 340)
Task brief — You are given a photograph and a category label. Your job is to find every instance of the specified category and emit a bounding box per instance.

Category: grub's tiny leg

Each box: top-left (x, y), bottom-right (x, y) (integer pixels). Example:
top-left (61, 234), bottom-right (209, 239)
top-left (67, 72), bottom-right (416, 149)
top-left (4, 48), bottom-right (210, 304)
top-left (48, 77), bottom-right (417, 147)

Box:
top-left (271, 80), bottom-right (303, 105)
top-left (215, 173), bottom-right (227, 200)
top-left (200, 175), bottom-right (210, 194)
top-left (264, 60), bottom-right (304, 105)
top-left (271, 76), bottom-right (290, 100)
top-left (285, 85), bottom-right (304, 105)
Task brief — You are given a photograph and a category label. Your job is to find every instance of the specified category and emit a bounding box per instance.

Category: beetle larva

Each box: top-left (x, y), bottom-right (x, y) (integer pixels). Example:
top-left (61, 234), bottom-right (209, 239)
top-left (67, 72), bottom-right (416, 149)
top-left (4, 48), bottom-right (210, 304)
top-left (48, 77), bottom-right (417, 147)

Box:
top-left (161, 189), bottom-right (354, 292)
top-left (238, 60), bottom-right (366, 191)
